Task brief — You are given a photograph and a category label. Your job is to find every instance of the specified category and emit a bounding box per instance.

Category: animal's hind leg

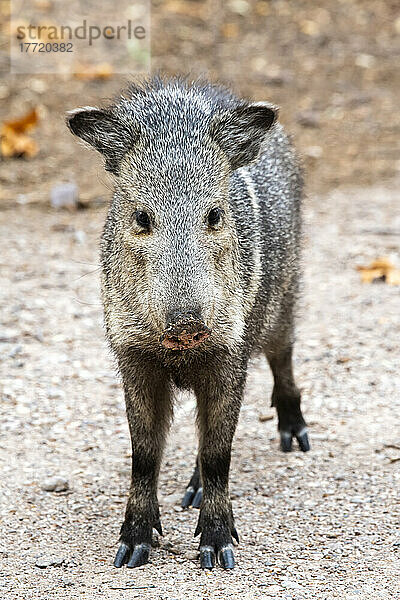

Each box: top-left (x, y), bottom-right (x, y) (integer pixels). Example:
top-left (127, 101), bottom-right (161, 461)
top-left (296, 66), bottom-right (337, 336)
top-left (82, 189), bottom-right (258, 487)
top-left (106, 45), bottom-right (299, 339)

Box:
top-left (181, 456), bottom-right (203, 509)
top-left (266, 345), bottom-right (310, 453)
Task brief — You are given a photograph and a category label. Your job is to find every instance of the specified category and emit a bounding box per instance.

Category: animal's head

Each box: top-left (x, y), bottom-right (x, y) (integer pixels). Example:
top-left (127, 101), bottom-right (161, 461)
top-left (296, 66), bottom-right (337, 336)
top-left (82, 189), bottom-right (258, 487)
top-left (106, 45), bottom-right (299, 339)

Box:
top-left (67, 79), bottom-right (278, 351)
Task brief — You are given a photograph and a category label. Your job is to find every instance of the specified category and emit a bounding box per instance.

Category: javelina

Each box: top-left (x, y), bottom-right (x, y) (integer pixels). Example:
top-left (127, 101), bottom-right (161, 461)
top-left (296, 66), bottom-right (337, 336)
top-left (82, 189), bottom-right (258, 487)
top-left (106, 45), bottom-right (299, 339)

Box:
top-left (66, 76), bottom-right (309, 571)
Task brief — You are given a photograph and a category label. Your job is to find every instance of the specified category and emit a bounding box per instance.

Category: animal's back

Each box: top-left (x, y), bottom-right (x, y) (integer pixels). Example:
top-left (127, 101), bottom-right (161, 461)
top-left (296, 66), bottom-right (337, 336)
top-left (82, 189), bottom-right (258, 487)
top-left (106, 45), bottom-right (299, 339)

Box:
top-left (227, 122), bottom-right (303, 352)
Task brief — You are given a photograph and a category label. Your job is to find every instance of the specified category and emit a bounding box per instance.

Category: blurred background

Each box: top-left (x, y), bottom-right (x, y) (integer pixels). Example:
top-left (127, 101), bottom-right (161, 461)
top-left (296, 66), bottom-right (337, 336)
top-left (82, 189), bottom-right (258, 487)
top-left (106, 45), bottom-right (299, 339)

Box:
top-left (0, 0), bottom-right (399, 203)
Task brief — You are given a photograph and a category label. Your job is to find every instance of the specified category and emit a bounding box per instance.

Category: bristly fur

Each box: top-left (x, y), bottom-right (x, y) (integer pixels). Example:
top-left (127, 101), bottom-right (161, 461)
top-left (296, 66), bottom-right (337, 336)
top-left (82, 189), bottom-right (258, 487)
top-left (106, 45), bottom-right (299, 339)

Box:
top-left (66, 75), bottom-right (308, 571)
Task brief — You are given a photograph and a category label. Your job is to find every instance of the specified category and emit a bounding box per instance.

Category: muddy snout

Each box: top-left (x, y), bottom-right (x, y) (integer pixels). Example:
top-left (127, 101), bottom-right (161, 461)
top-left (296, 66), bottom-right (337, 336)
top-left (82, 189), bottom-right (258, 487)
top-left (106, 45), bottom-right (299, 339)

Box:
top-left (160, 311), bottom-right (211, 350)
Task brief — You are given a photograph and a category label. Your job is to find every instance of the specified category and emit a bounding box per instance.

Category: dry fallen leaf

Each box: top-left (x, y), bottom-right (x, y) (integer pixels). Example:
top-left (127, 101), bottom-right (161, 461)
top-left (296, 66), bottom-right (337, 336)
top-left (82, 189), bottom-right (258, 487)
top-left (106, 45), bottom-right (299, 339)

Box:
top-left (221, 23), bottom-right (239, 39)
top-left (258, 414), bottom-right (274, 422)
top-left (255, 1), bottom-right (270, 16)
top-left (33, 0), bottom-right (53, 10)
top-left (336, 356), bottom-right (351, 364)
top-left (0, 108), bottom-right (39, 158)
top-left (165, 0), bottom-right (207, 19)
top-left (300, 19), bottom-right (320, 37)
top-left (356, 257), bottom-right (400, 285)
top-left (74, 63), bottom-right (114, 81)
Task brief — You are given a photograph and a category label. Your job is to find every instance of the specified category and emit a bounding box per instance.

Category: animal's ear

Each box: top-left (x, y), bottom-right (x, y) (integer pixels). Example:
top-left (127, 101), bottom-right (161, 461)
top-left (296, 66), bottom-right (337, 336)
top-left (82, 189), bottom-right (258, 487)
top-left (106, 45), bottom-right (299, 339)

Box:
top-left (210, 102), bottom-right (279, 170)
top-left (66, 106), bottom-right (134, 174)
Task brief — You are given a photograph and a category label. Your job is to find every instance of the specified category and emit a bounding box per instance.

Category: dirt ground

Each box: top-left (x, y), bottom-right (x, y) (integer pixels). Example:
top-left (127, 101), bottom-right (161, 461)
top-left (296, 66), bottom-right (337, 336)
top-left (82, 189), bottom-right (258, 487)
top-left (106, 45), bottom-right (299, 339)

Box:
top-left (0, 1), bottom-right (399, 599)
top-left (1, 183), bottom-right (399, 599)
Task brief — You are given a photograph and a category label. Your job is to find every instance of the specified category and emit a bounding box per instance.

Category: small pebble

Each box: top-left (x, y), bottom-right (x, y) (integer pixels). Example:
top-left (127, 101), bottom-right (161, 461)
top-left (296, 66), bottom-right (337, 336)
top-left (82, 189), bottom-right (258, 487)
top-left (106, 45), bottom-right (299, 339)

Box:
top-left (40, 476), bottom-right (69, 492)
top-left (281, 579), bottom-right (306, 591)
top-left (304, 145), bottom-right (323, 159)
top-left (263, 584), bottom-right (282, 593)
top-left (0, 329), bottom-right (19, 343)
top-left (161, 493), bottom-right (182, 505)
top-left (297, 110), bottom-right (321, 128)
top-left (47, 387), bottom-right (65, 399)
top-left (50, 183), bottom-right (78, 210)
top-left (73, 230), bottom-right (86, 244)
top-left (35, 555), bottom-right (65, 568)
top-left (349, 496), bottom-right (365, 504)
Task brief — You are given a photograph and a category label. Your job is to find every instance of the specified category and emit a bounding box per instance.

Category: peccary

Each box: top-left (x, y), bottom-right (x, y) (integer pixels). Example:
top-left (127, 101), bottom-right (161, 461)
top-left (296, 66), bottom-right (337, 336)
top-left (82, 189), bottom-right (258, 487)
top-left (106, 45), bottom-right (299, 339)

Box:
top-left (66, 76), bottom-right (309, 571)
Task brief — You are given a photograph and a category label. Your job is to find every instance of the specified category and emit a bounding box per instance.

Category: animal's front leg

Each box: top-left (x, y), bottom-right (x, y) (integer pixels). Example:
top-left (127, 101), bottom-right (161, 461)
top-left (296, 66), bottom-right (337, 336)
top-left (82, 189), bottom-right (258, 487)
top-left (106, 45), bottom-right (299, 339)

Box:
top-left (193, 370), bottom-right (244, 570)
top-left (114, 361), bottom-right (172, 569)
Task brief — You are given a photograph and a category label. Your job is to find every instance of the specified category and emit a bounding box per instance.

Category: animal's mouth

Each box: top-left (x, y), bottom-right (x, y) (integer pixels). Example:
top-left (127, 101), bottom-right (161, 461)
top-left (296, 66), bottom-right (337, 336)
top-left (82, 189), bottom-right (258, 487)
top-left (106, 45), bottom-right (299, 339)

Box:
top-left (160, 321), bottom-right (211, 350)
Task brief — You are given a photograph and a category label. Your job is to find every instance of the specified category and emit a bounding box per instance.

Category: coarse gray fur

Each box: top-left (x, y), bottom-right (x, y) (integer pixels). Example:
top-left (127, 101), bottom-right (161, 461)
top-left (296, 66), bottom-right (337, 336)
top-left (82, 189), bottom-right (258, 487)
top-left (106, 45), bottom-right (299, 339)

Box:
top-left (66, 75), bottom-right (309, 571)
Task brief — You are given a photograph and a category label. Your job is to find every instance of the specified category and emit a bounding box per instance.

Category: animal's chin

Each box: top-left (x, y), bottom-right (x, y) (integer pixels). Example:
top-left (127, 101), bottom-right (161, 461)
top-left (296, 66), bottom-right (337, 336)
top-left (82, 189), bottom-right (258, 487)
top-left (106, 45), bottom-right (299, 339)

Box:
top-left (160, 329), bottom-right (210, 351)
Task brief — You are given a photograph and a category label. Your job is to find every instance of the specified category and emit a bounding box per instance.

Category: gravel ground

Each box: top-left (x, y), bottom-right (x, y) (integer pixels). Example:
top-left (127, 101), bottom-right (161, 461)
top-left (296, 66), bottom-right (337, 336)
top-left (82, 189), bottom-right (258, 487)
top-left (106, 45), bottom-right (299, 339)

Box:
top-left (0, 183), bottom-right (399, 599)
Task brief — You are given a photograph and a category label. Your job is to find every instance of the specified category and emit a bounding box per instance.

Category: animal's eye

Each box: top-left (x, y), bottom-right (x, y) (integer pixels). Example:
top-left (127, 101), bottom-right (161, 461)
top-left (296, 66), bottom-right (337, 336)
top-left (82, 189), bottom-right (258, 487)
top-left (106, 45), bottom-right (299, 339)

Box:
top-left (207, 207), bottom-right (224, 228)
top-left (134, 210), bottom-right (151, 230)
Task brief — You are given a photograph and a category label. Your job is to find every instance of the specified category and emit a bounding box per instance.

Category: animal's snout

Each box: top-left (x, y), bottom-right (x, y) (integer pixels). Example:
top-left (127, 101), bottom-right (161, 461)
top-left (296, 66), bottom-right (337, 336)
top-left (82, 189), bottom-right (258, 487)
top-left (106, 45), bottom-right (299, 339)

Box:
top-left (161, 310), bottom-right (211, 350)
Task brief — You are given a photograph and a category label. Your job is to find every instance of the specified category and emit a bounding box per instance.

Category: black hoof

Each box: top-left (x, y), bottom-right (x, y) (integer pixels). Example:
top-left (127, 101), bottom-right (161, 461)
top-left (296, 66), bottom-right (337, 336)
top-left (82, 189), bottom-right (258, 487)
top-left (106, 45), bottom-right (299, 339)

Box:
top-left (199, 543), bottom-right (236, 570)
top-left (218, 545), bottom-right (235, 569)
top-left (126, 544), bottom-right (150, 568)
top-left (182, 486), bottom-right (196, 509)
top-left (182, 485), bottom-right (202, 509)
top-left (199, 546), bottom-right (215, 569)
top-left (182, 462), bottom-right (202, 509)
top-left (196, 516), bottom-right (238, 570)
top-left (114, 542), bottom-right (150, 569)
top-left (114, 517), bottom-right (158, 569)
top-left (280, 430), bottom-right (293, 452)
top-left (280, 427), bottom-right (310, 453)
top-left (191, 487), bottom-right (203, 508)
top-left (114, 542), bottom-right (130, 567)
top-left (296, 428), bottom-right (310, 452)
